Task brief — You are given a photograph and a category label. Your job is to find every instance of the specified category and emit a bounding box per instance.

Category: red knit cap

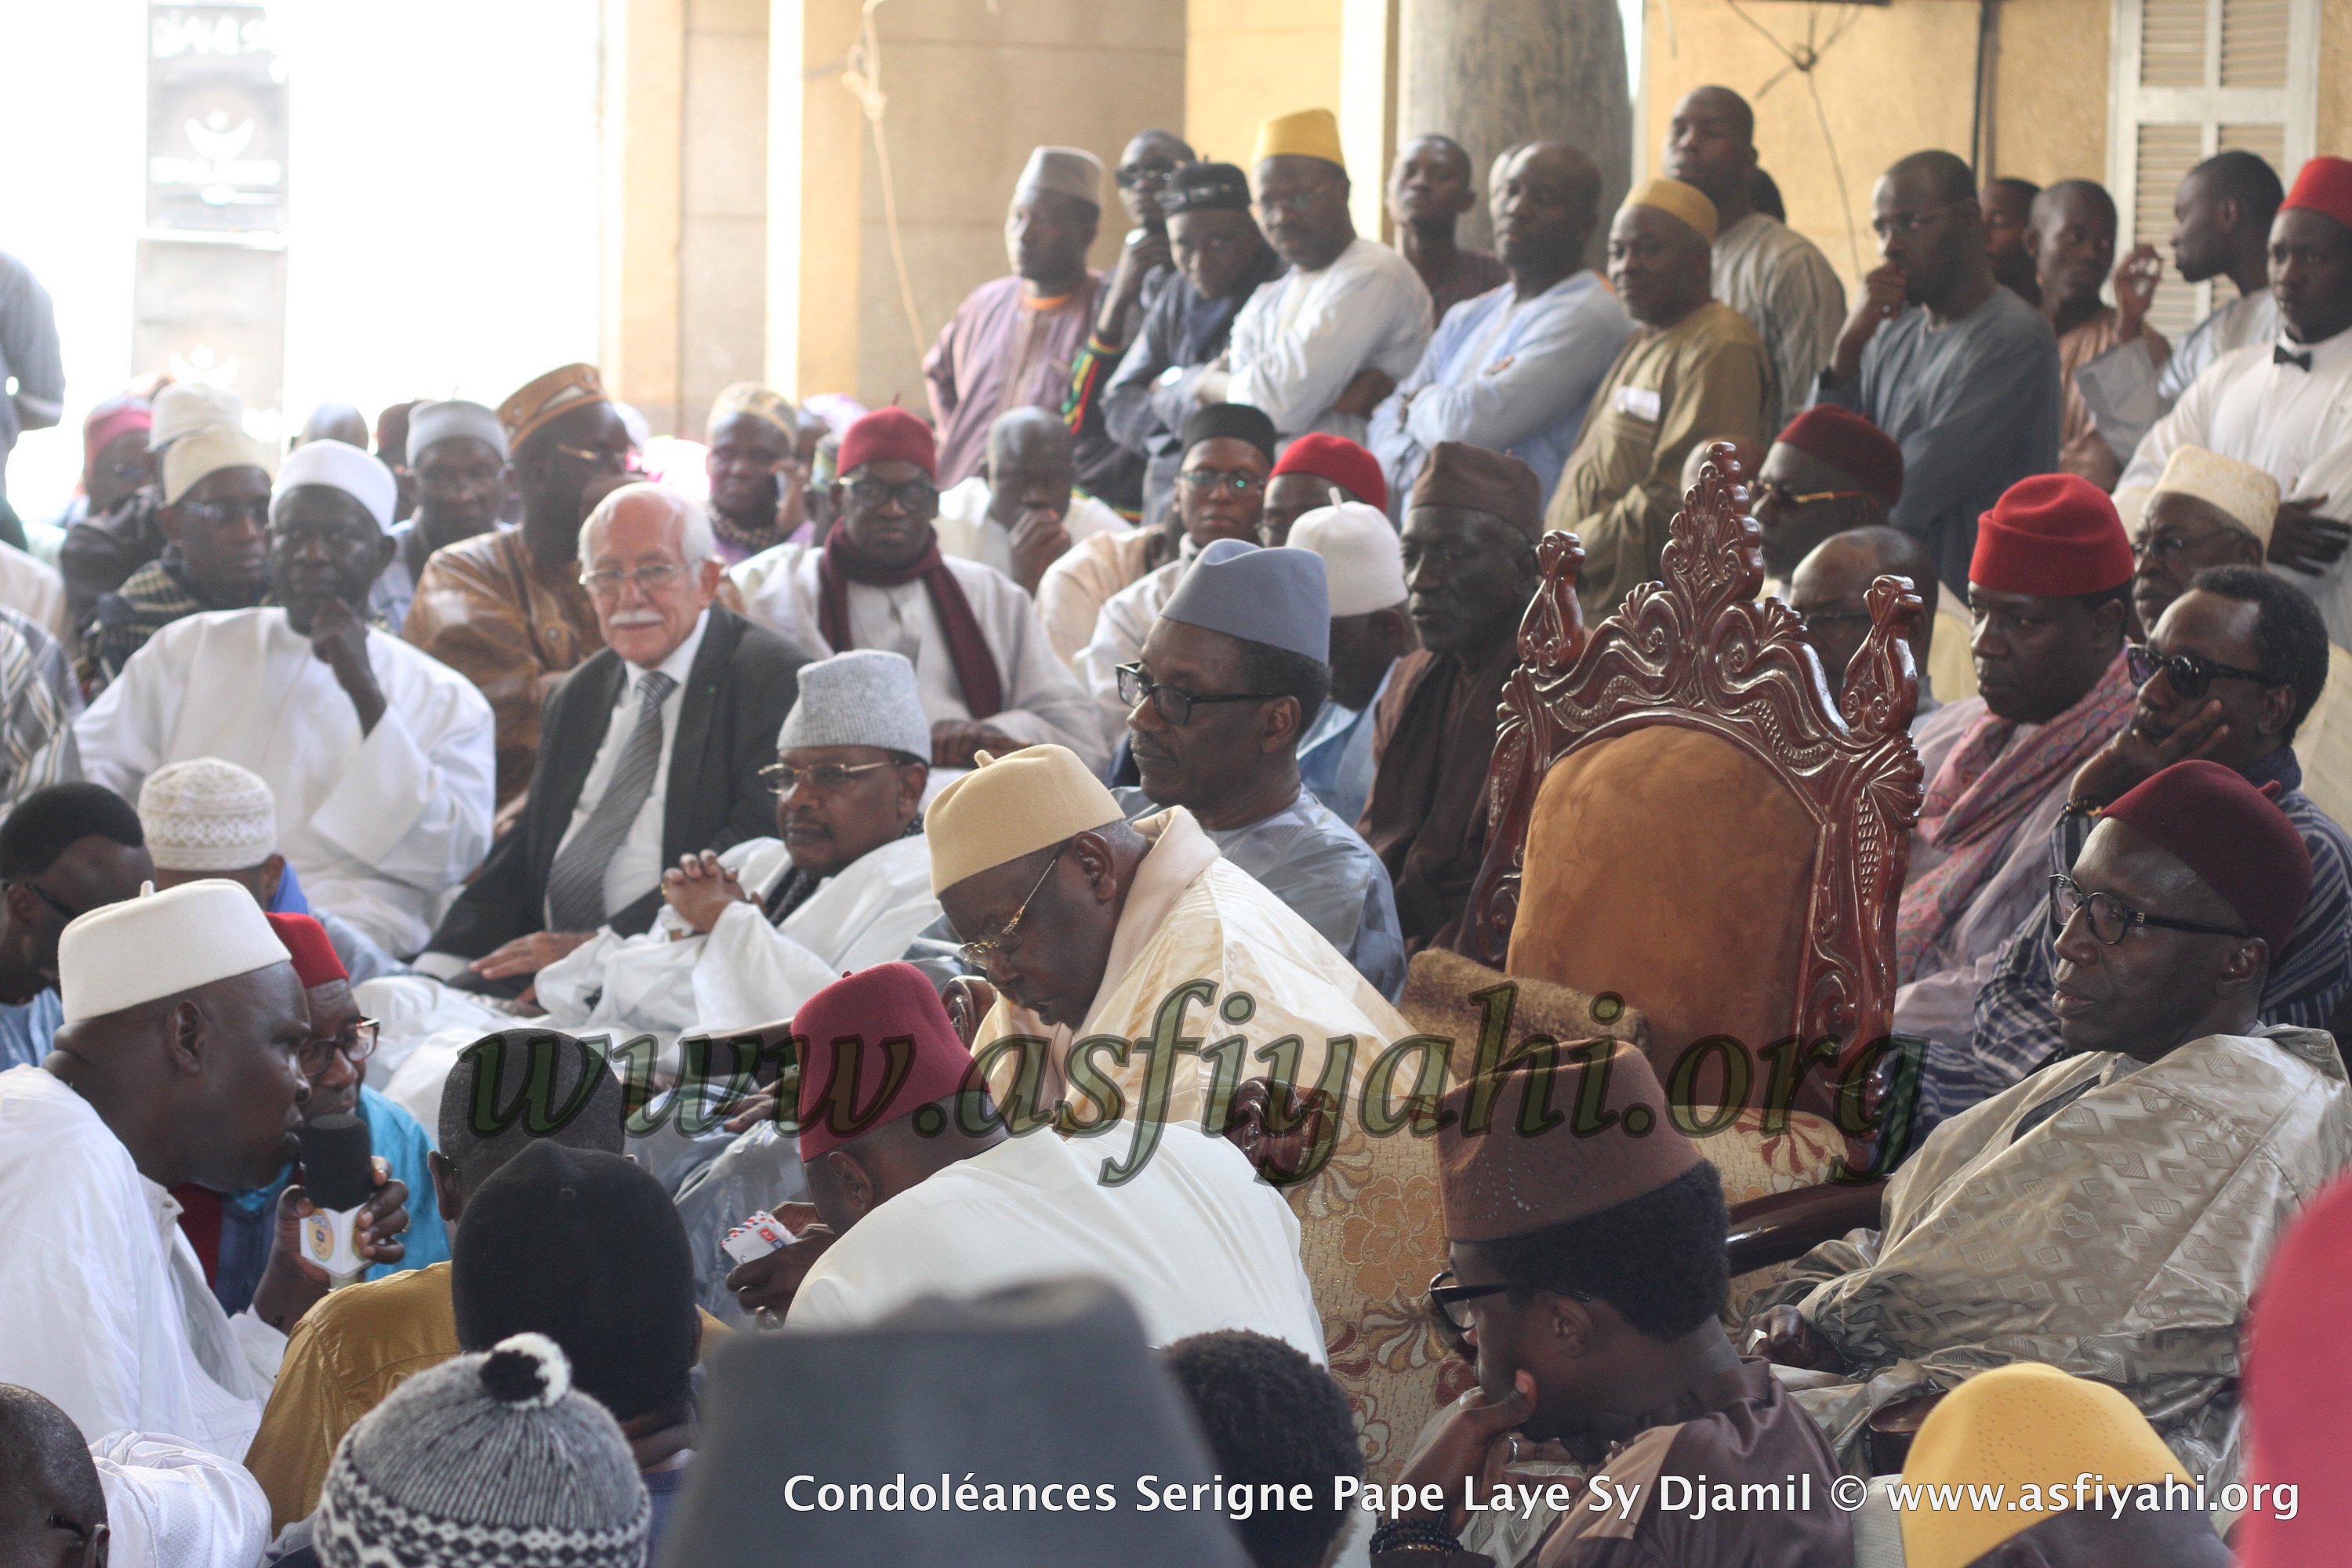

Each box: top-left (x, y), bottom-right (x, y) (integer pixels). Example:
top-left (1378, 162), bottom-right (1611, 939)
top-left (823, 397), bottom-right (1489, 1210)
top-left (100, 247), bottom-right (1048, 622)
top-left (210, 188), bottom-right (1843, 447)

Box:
top-left (263, 912), bottom-right (347, 989)
top-left (2101, 759), bottom-right (2311, 955)
top-left (1969, 474), bottom-right (2133, 597)
top-left (837, 406), bottom-right (938, 482)
top-left (794, 962), bottom-right (979, 1160)
top-left (1271, 432), bottom-right (1388, 513)
top-left (1436, 1042), bottom-right (1703, 1242)
top-left (2241, 1172), bottom-right (2352, 1567)
top-left (2282, 155), bottom-right (2352, 232)
top-left (1774, 406), bottom-right (1904, 506)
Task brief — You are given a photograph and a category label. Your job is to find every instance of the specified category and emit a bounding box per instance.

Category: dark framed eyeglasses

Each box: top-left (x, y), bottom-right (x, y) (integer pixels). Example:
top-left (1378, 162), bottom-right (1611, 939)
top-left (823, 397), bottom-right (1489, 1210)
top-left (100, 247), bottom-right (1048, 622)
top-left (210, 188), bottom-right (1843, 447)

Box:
top-left (1428, 1269), bottom-right (1590, 1360)
top-left (955, 845), bottom-right (1065, 971)
top-left (846, 476), bottom-right (939, 512)
top-left (2125, 644), bottom-right (2272, 701)
top-left (1116, 662), bottom-right (1285, 727)
top-left (297, 1018), bottom-right (380, 1076)
top-left (1178, 466), bottom-right (1265, 495)
top-left (2049, 873), bottom-right (2253, 947)
top-left (761, 758), bottom-right (898, 797)
top-left (1116, 158), bottom-right (1180, 190)
top-left (13, 880), bottom-right (81, 923)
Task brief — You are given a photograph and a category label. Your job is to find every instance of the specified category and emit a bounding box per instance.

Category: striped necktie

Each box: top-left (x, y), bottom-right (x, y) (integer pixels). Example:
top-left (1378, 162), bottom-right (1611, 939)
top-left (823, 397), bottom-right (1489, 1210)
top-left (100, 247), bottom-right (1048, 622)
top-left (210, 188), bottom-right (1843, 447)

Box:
top-left (545, 670), bottom-right (677, 931)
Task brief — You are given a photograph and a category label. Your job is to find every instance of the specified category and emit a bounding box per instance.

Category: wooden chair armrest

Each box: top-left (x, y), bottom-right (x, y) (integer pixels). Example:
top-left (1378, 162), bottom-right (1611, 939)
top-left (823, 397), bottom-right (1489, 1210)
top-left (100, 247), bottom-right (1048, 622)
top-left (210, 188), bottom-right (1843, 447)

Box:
top-left (1726, 1181), bottom-right (1886, 1275)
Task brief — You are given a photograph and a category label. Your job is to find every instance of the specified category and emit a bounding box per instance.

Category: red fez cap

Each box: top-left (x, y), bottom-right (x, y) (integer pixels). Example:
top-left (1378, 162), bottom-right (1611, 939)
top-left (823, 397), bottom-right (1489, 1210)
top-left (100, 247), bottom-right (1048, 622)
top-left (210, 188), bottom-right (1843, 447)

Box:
top-left (1970, 474), bottom-right (2133, 597)
top-left (837, 406), bottom-right (938, 482)
top-left (794, 962), bottom-right (978, 1160)
top-left (1436, 1043), bottom-right (1703, 1242)
top-left (2241, 1172), bottom-right (2352, 1566)
top-left (2283, 155), bottom-right (2352, 234)
top-left (264, 912), bottom-right (347, 989)
top-left (2101, 759), bottom-right (2311, 955)
top-left (1774, 406), bottom-right (1904, 506)
top-left (1272, 432), bottom-right (1388, 514)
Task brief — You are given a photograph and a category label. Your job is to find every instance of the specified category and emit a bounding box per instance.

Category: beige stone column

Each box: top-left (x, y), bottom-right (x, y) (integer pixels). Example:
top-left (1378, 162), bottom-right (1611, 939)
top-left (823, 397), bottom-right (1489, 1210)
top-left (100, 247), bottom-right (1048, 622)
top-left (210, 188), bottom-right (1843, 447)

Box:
top-left (768, 0), bottom-right (866, 401)
top-left (601, 0), bottom-right (686, 429)
top-left (1396, 0), bottom-right (1632, 263)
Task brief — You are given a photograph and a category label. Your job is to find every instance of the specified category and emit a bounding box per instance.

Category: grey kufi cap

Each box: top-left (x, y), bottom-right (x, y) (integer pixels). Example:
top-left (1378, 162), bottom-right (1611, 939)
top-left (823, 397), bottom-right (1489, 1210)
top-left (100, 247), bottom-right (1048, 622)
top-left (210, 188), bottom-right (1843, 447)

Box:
top-left (406, 399), bottom-right (509, 465)
top-left (1015, 145), bottom-right (1105, 209)
top-left (776, 648), bottom-right (932, 760)
top-left (315, 1333), bottom-right (649, 1568)
top-left (1160, 537), bottom-right (1330, 663)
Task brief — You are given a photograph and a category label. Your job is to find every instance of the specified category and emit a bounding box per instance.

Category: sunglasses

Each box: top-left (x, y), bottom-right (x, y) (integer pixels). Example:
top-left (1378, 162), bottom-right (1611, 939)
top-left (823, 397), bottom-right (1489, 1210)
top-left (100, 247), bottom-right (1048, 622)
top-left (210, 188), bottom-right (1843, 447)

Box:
top-left (2125, 644), bottom-right (2272, 701)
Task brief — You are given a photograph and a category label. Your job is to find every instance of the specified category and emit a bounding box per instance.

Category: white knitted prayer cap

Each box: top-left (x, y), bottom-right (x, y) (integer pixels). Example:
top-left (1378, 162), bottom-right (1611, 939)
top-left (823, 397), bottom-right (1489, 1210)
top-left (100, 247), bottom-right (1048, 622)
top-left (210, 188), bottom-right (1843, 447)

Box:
top-left (58, 880), bottom-right (292, 1025)
top-left (151, 382), bottom-right (245, 449)
top-left (140, 758), bottom-right (278, 873)
top-left (1287, 501), bottom-right (1407, 616)
top-left (162, 426), bottom-right (270, 506)
top-left (278, 437), bottom-right (396, 532)
top-left (776, 649), bottom-right (931, 760)
top-left (2148, 444), bottom-right (2281, 547)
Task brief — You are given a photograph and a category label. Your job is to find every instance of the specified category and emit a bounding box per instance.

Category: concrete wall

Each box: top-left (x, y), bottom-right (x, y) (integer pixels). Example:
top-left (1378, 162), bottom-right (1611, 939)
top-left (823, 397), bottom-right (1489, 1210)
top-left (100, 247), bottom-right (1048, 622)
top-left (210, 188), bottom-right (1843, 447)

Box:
top-left (1187, 0), bottom-right (1346, 168)
top-left (680, 0), bottom-right (772, 437)
top-left (798, 0), bottom-right (1185, 409)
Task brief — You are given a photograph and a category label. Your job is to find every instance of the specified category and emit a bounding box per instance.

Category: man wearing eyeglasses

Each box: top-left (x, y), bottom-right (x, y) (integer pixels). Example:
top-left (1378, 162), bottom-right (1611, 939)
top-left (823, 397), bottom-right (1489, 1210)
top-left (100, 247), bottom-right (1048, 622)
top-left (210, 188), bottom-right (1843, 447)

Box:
top-left (82, 423), bottom-right (274, 695)
top-left (1074, 402), bottom-right (1279, 748)
top-left (1929, 564), bottom-right (2350, 1134)
top-left (405, 364), bottom-right (632, 806)
top-left (1749, 760), bottom-right (2351, 1479)
top-left (77, 441), bottom-right (495, 960)
top-left (1098, 161), bottom-right (1287, 532)
top-left (187, 914), bottom-right (446, 1321)
top-left (1196, 109), bottom-right (1432, 446)
top-left (731, 406), bottom-right (1104, 771)
top-left (1110, 538), bottom-right (1405, 1000)
top-left (1813, 149), bottom-right (2061, 595)
top-left (419, 484), bottom-right (802, 996)
top-left (1063, 129), bottom-right (1197, 515)
top-left (1381, 1047), bottom-right (1848, 1568)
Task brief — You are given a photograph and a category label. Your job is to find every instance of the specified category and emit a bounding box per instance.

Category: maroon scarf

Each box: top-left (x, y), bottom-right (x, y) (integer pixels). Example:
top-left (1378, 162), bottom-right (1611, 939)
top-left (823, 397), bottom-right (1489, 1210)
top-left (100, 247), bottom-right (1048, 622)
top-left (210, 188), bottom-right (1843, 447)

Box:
top-left (817, 521), bottom-right (1004, 718)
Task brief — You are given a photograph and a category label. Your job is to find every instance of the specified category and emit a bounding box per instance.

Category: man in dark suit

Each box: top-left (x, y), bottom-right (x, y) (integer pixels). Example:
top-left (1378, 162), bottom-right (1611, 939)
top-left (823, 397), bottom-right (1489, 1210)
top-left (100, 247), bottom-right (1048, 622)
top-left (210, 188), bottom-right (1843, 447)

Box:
top-left (418, 484), bottom-right (803, 995)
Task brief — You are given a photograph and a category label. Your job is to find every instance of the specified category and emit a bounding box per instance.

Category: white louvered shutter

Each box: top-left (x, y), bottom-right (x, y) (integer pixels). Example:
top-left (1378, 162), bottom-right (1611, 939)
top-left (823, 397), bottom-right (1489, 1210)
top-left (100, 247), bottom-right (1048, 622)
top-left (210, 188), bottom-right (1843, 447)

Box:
top-left (2108, 0), bottom-right (2316, 340)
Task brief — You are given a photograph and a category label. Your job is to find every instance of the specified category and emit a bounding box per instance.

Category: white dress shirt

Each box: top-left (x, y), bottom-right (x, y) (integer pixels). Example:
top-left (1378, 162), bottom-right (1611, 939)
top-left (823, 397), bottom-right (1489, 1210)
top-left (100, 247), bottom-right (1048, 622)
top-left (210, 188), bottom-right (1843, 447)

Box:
top-left (2120, 322), bottom-right (2352, 646)
top-left (931, 477), bottom-right (1124, 579)
top-left (89, 1432), bottom-right (272, 1568)
top-left (73, 608), bottom-right (496, 956)
top-left (0, 1066), bottom-right (285, 1460)
top-left (548, 609), bottom-right (709, 924)
top-left (728, 540), bottom-right (1107, 768)
top-left (1226, 236), bottom-right (1433, 441)
top-left (788, 1122), bottom-right (1328, 1360)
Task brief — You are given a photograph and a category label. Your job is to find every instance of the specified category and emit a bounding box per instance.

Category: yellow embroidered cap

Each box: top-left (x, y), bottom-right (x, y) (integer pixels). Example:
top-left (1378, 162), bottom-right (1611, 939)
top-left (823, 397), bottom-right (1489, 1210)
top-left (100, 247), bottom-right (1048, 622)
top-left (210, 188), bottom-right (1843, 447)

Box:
top-left (925, 746), bottom-right (1123, 895)
top-left (1900, 1362), bottom-right (2197, 1568)
top-left (708, 383), bottom-right (799, 440)
top-left (498, 363), bottom-right (611, 450)
top-left (2148, 444), bottom-right (2281, 548)
top-left (1621, 176), bottom-right (1720, 245)
top-left (1253, 108), bottom-right (1345, 171)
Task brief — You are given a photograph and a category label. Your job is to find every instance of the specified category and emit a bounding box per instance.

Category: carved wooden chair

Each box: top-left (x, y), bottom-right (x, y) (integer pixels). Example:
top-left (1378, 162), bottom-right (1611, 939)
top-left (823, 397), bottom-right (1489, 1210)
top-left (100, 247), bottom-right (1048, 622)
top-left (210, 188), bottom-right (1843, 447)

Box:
top-left (1453, 446), bottom-right (1926, 1265)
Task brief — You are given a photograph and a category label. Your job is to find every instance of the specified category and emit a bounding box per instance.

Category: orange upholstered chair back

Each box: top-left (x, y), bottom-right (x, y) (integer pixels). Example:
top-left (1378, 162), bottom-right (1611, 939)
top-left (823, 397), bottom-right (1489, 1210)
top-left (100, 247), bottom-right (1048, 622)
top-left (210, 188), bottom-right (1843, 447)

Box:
top-left (1455, 446), bottom-right (1926, 1124)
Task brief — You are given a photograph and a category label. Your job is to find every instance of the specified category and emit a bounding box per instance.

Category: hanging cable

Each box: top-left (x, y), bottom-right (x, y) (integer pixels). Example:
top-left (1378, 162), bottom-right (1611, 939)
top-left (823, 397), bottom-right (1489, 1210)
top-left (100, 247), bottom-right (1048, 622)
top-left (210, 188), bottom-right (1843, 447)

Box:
top-left (1724, 0), bottom-right (1869, 279)
top-left (840, 0), bottom-right (929, 371)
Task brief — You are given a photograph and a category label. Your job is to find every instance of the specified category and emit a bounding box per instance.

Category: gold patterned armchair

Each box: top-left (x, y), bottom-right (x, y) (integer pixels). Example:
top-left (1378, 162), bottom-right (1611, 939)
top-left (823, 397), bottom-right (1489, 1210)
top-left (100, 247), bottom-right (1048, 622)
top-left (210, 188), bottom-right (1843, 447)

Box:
top-left (1452, 447), bottom-right (1927, 1259)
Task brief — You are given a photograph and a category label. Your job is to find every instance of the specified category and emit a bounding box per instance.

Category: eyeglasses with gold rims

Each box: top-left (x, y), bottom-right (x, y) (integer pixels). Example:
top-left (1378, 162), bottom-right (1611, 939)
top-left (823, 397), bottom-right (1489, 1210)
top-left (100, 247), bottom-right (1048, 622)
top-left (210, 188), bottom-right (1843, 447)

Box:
top-left (761, 758), bottom-right (898, 797)
top-left (955, 845), bottom-right (1066, 971)
top-left (1759, 481), bottom-right (1870, 511)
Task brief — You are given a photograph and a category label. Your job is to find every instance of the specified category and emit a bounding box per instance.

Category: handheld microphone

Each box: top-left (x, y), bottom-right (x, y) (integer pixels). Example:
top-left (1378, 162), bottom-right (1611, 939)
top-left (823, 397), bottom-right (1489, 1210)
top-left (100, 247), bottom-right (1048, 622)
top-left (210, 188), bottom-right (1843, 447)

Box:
top-left (297, 1112), bottom-right (374, 1285)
